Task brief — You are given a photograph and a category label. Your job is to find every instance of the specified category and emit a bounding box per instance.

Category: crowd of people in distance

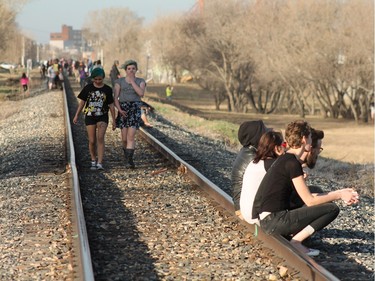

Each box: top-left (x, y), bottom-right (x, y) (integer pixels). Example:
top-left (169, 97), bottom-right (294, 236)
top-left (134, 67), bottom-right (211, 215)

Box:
top-left (231, 119), bottom-right (359, 257)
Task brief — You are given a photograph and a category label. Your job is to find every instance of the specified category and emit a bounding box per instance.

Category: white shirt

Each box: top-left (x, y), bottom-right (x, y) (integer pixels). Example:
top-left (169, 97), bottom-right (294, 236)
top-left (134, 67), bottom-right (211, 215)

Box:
top-left (240, 160), bottom-right (267, 225)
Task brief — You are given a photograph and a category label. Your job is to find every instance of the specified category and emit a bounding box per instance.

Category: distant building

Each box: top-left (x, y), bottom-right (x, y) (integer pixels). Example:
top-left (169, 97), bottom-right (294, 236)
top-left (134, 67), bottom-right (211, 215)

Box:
top-left (49, 25), bottom-right (89, 52)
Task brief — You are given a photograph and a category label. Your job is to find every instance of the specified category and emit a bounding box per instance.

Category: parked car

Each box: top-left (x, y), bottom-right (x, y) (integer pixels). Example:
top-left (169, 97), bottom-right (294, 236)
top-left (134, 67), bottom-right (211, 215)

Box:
top-left (0, 62), bottom-right (16, 70)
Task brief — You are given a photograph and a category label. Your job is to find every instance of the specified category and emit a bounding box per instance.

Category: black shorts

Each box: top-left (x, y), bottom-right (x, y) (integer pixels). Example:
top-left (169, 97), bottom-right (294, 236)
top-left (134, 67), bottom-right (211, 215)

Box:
top-left (85, 114), bottom-right (109, 126)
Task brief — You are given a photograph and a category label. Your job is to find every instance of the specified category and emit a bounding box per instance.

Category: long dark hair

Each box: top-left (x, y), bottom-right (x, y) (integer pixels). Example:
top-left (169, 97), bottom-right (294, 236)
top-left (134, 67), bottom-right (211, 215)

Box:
top-left (253, 131), bottom-right (283, 163)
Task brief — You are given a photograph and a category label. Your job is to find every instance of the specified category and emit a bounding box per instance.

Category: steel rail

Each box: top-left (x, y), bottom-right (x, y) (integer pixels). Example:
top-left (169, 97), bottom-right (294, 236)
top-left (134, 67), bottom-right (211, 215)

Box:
top-left (63, 81), bottom-right (95, 280)
top-left (139, 127), bottom-right (340, 281)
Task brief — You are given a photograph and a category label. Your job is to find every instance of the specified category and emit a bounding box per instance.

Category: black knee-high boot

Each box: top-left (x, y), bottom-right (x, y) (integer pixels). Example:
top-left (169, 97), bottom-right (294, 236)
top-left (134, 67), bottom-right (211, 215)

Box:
top-left (125, 149), bottom-right (135, 169)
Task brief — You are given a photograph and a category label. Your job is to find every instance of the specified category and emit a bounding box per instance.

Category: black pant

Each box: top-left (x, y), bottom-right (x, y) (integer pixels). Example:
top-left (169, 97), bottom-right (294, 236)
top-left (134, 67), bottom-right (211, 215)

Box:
top-left (260, 203), bottom-right (339, 237)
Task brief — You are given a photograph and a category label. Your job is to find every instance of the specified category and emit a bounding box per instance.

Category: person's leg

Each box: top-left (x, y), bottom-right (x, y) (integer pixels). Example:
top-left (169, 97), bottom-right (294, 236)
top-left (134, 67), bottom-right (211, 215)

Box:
top-left (261, 204), bottom-right (338, 255)
top-left (278, 203), bottom-right (339, 236)
top-left (141, 111), bottom-right (153, 127)
top-left (120, 127), bottom-right (128, 149)
top-left (124, 127), bottom-right (137, 168)
top-left (126, 127), bottom-right (137, 149)
top-left (86, 125), bottom-right (97, 162)
top-left (261, 203), bottom-right (339, 238)
top-left (96, 121), bottom-right (108, 164)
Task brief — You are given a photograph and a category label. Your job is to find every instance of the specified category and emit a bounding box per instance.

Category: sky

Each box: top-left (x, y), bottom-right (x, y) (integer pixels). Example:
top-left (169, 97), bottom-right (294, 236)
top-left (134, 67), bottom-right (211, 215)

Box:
top-left (16, 0), bottom-right (197, 44)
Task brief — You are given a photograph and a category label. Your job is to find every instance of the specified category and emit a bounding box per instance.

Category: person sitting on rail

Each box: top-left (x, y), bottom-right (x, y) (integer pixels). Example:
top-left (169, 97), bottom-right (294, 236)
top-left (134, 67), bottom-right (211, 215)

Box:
top-left (231, 120), bottom-right (271, 219)
top-left (73, 67), bottom-right (116, 170)
top-left (114, 59), bottom-right (146, 169)
top-left (252, 120), bottom-right (359, 257)
top-left (240, 131), bottom-right (285, 225)
top-left (289, 127), bottom-right (325, 209)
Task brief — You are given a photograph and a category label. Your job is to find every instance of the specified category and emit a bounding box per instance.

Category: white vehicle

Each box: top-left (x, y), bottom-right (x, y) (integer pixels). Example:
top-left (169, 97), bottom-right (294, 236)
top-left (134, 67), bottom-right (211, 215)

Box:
top-left (0, 62), bottom-right (16, 70)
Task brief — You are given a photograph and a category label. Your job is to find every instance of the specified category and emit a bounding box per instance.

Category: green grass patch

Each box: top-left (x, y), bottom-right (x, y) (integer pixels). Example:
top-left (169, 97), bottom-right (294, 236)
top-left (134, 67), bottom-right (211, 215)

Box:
top-left (151, 100), bottom-right (240, 148)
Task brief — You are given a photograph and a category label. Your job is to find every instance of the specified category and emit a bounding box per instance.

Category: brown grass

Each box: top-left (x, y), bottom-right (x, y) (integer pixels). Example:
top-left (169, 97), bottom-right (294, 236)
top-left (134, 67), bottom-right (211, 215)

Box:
top-left (146, 83), bottom-right (374, 197)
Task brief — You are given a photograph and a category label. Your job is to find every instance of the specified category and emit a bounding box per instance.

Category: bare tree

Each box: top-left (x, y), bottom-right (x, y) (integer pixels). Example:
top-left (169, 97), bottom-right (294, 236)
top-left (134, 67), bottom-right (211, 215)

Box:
top-left (146, 0), bottom-right (373, 119)
top-left (0, 1), bottom-right (31, 63)
top-left (0, 2), bottom-right (17, 53)
top-left (82, 8), bottom-right (144, 68)
top-left (178, 0), bottom-right (261, 112)
top-left (246, 0), bottom-right (373, 120)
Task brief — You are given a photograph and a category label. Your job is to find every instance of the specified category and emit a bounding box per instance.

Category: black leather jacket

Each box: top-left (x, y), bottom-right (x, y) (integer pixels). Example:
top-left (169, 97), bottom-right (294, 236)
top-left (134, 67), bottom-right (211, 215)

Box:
top-left (231, 146), bottom-right (257, 211)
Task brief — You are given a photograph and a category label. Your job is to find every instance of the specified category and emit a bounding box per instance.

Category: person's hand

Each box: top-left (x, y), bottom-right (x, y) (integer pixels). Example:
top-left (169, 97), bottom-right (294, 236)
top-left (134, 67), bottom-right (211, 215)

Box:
top-left (118, 109), bottom-right (126, 118)
top-left (73, 115), bottom-right (78, 124)
top-left (127, 76), bottom-right (135, 84)
top-left (112, 121), bottom-right (116, 131)
top-left (340, 188), bottom-right (359, 205)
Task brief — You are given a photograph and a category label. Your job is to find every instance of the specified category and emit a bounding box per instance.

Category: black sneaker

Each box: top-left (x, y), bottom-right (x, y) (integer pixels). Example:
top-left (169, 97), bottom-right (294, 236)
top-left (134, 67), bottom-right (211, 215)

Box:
top-left (90, 161), bottom-right (97, 170)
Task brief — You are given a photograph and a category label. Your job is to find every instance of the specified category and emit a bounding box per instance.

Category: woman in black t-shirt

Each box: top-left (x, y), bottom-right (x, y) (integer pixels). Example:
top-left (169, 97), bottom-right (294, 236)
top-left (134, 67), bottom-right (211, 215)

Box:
top-left (73, 68), bottom-right (116, 170)
top-left (253, 120), bottom-right (359, 257)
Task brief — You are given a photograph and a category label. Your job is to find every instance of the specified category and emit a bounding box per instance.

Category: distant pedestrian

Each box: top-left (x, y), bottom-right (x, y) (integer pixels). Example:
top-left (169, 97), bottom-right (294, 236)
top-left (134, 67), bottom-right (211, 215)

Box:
top-left (110, 60), bottom-right (121, 88)
top-left (166, 84), bottom-right (173, 101)
top-left (79, 67), bottom-right (87, 89)
top-left (370, 102), bottom-right (375, 123)
top-left (20, 73), bottom-right (29, 92)
top-left (40, 64), bottom-right (46, 79)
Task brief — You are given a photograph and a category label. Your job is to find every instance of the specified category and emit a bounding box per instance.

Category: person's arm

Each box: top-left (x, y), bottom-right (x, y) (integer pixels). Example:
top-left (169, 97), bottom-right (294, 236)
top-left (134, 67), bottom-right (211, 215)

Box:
top-left (109, 103), bottom-right (116, 130)
top-left (113, 82), bottom-right (126, 117)
top-left (73, 99), bottom-right (85, 124)
top-left (128, 77), bottom-right (145, 97)
top-left (292, 176), bottom-right (359, 206)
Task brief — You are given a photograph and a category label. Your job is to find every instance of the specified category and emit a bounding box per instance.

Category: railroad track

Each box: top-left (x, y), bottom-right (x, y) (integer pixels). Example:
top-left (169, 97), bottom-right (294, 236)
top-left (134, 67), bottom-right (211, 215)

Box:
top-left (63, 76), bottom-right (341, 280)
top-left (2, 75), bottom-right (371, 280)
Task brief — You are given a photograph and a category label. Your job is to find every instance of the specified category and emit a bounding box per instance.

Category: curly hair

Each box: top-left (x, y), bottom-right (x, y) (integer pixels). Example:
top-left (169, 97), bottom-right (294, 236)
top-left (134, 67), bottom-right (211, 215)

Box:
top-left (253, 131), bottom-right (284, 163)
top-left (285, 120), bottom-right (311, 148)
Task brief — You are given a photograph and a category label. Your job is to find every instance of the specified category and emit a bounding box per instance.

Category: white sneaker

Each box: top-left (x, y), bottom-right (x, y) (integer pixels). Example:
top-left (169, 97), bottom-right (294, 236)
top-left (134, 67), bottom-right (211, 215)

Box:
top-left (306, 248), bottom-right (320, 257)
top-left (96, 163), bottom-right (104, 170)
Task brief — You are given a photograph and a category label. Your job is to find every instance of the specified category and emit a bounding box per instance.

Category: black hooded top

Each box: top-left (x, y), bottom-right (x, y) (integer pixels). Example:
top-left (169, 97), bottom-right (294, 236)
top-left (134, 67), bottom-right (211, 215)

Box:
top-left (231, 120), bottom-right (267, 211)
top-left (238, 120), bottom-right (267, 148)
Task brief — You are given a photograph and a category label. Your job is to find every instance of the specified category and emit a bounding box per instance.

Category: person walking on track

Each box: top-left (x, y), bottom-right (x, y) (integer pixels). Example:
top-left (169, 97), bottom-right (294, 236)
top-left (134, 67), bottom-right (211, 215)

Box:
top-left (113, 59), bottom-right (146, 169)
top-left (73, 67), bottom-right (116, 170)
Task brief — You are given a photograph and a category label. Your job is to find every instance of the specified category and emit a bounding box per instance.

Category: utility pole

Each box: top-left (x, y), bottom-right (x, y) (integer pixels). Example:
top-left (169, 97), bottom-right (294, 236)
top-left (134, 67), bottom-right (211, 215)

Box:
top-left (37, 43), bottom-right (40, 63)
top-left (21, 36), bottom-right (25, 67)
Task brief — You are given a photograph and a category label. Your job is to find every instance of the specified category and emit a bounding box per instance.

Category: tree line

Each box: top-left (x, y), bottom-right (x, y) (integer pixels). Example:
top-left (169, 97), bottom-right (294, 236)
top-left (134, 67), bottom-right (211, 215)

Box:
top-left (1, 0), bottom-right (373, 121)
top-left (149, 0), bottom-right (373, 122)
